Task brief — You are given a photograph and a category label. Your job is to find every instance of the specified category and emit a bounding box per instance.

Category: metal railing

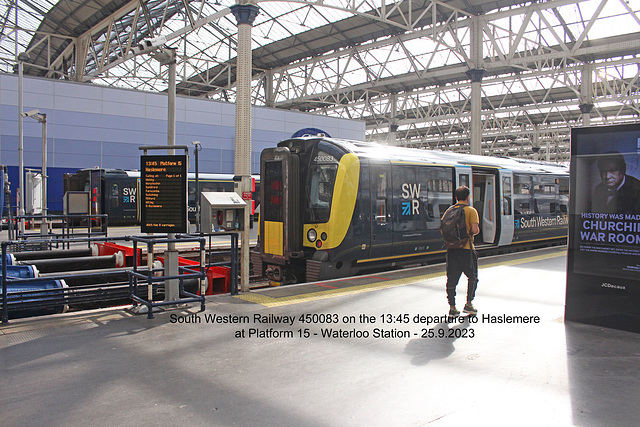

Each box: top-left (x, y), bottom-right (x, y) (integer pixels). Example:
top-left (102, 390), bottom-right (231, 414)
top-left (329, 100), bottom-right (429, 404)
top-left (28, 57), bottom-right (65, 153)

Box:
top-left (2, 231), bottom-right (241, 323)
top-left (2, 235), bottom-right (132, 323)
top-left (6, 213), bottom-right (108, 250)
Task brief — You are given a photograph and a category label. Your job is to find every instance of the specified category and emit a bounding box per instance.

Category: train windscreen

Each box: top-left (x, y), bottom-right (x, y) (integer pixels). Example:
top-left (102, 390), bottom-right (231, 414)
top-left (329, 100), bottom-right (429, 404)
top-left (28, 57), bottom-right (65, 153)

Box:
top-left (306, 163), bottom-right (337, 223)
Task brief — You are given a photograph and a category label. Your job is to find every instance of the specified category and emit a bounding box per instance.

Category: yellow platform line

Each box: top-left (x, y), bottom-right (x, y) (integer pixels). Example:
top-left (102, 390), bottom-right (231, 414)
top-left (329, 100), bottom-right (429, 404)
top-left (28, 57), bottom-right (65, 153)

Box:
top-left (234, 249), bottom-right (566, 308)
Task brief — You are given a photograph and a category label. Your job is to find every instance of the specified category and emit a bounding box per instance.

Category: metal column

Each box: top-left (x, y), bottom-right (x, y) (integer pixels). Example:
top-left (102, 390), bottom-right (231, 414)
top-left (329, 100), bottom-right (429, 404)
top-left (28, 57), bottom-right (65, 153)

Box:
top-left (467, 69), bottom-right (485, 156)
top-left (41, 114), bottom-right (47, 233)
top-left (17, 52), bottom-right (30, 235)
top-left (580, 62), bottom-right (594, 127)
top-left (231, 3), bottom-right (260, 292)
top-left (151, 47), bottom-right (180, 302)
top-left (388, 94), bottom-right (398, 146)
top-left (468, 16), bottom-right (485, 156)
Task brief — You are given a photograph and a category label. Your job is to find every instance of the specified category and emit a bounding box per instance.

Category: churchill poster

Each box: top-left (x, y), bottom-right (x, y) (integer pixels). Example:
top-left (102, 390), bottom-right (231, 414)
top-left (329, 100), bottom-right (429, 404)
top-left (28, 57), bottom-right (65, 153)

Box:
top-left (567, 123), bottom-right (640, 332)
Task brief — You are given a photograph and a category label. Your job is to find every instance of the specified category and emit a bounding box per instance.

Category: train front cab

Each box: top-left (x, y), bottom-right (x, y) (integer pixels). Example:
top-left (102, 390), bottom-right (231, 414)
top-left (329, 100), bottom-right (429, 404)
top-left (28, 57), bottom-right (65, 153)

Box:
top-left (63, 168), bottom-right (139, 225)
top-left (259, 138), bottom-right (359, 285)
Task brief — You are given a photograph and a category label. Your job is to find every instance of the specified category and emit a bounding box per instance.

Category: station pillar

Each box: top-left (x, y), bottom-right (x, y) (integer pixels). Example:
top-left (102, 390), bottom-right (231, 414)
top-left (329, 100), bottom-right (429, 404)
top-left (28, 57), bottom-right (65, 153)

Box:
top-left (231, 2), bottom-right (260, 292)
top-left (579, 103), bottom-right (594, 127)
top-left (467, 68), bottom-right (485, 156)
top-left (467, 16), bottom-right (485, 156)
top-left (580, 62), bottom-right (594, 126)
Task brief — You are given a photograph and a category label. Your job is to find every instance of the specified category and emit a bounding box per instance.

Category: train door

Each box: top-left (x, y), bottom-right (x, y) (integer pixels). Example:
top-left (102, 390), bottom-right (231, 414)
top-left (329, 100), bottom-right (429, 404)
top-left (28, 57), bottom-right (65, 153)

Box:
top-left (497, 170), bottom-right (514, 246)
top-left (369, 163), bottom-right (392, 259)
top-left (482, 174), bottom-right (496, 243)
top-left (472, 172), bottom-right (497, 244)
top-left (107, 180), bottom-right (122, 221)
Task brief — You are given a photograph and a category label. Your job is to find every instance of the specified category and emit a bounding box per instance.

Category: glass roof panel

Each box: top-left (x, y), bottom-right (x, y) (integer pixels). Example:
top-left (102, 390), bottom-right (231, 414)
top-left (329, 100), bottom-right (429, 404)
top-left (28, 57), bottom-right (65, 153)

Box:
top-left (0, 0), bottom-right (58, 63)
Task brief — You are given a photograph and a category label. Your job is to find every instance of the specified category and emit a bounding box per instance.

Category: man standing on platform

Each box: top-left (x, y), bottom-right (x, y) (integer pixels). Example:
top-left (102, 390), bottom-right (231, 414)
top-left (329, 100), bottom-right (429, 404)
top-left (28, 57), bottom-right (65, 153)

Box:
top-left (442, 186), bottom-right (480, 316)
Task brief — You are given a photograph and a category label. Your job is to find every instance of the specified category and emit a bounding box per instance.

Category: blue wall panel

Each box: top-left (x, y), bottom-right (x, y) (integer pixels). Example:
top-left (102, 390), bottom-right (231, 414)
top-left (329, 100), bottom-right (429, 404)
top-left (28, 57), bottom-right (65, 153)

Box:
top-left (54, 124), bottom-right (103, 141)
top-left (56, 111), bottom-right (103, 128)
top-left (1, 135), bottom-right (18, 164)
top-left (54, 139), bottom-right (101, 156)
top-left (1, 74), bottom-right (365, 212)
top-left (102, 114), bottom-right (144, 131)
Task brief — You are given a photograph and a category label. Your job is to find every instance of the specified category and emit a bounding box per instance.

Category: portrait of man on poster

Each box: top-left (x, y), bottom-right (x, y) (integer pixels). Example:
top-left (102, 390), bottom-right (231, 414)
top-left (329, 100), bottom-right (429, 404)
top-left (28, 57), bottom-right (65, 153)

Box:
top-left (591, 151), bottom-right (640, 214)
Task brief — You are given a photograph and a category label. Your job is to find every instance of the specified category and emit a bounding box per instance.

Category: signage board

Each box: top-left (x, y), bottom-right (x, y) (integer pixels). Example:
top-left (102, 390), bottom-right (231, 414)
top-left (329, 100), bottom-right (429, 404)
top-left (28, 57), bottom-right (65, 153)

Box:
top-left (567, 123), bottom-right (640, 332)
top-left (140, 154), bottom-right (188, 233)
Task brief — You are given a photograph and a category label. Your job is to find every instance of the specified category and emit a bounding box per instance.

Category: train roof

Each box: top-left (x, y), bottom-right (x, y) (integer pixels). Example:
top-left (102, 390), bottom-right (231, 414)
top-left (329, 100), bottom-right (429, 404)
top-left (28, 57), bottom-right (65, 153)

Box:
top-left (307, 137), bottom-right (569, 175)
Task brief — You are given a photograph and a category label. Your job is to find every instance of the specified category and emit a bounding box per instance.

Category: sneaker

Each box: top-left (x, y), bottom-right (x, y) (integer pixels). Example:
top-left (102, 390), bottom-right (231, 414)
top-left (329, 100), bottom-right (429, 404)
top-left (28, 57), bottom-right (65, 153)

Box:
top-left (463, 303), bottom-right (477, 315)
top-left (449, 306), bottom-right (460, 316)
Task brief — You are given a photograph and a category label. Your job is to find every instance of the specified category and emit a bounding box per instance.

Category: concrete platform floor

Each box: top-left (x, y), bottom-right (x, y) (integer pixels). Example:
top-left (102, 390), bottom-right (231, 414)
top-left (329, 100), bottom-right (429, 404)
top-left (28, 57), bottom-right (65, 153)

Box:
top-left (2, 246), bottom-right (639, 426)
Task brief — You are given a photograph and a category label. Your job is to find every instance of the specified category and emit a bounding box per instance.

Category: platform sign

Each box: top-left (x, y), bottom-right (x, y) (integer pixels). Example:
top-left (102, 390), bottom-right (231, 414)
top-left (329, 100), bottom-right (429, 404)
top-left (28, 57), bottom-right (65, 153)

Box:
top-left (567, 123), bottom-right (640, 333)
top-left (140, 154), bottom-right (188, 233)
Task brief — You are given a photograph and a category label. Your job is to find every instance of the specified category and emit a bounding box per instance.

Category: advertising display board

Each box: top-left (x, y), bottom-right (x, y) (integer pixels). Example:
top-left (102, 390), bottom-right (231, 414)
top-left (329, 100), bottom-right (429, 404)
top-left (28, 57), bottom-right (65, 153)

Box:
top-left (567, 124), bottom-right (640, 332)
top-left (140, 154), bottom-right (188, 233)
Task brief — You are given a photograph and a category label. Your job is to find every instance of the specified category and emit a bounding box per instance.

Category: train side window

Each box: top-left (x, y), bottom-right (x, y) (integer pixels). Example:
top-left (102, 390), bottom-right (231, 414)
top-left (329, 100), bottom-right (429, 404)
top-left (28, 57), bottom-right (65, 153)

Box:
top-left (458, 174), bottom-right (469, 188)
top-left (377, 172), bottom-right (387, 198)
top-left (421, 166), bottom-right (452, 222)
top-left (532, 175), bottom-right (557, 214)
top-left (559, 178), bottom-right (569, 213)
top-left (502, 176), bottom-right (512, 215)
top-left (513, 174), bottom-right (533, 215)
top-left (375, 171), bottom-right (388, 224)
top-left (375, 199), bottom-right (387, 224)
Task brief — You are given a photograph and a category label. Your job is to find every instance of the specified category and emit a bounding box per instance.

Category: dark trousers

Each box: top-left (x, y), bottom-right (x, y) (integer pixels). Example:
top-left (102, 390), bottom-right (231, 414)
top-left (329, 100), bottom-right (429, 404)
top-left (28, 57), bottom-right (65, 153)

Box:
top-left (445, 248), bottom-right (479, 306)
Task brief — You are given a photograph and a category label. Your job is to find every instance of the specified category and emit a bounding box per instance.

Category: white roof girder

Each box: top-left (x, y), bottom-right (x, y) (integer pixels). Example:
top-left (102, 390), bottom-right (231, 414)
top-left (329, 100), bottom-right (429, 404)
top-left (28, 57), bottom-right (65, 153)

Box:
top-left (2, 0), bottom-right (640, 160)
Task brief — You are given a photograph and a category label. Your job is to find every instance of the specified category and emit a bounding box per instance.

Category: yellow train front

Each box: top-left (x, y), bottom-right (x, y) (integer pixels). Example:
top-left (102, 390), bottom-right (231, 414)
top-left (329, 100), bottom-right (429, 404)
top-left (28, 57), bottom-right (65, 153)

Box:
top-left (259, 137), bottom-right (568, 285)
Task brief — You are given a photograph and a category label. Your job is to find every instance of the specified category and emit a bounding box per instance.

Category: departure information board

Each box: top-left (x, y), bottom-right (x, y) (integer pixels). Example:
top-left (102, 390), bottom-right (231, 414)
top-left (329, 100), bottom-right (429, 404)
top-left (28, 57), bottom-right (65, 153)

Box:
top-left (141, 154), bottom-right (188, 233)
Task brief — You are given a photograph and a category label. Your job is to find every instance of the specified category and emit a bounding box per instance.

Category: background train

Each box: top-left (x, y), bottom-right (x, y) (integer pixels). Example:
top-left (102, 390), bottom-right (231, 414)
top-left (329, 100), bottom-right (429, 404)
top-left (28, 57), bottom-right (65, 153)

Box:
top-left (257, 137), bottom-right (569, 285)
top-left (63, 168), bottom-right (259, 226)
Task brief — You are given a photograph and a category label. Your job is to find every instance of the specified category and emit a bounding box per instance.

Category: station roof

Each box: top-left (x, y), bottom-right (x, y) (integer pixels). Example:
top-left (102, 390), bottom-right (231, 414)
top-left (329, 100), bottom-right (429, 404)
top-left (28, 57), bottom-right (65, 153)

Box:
top-left (3, 0), bottom-right (640, 161)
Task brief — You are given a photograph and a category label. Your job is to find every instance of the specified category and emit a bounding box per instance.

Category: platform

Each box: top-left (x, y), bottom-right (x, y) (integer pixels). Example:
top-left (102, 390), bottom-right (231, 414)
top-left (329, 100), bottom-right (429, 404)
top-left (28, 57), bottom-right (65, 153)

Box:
top-left (1, 246), bottom-right (639, 426)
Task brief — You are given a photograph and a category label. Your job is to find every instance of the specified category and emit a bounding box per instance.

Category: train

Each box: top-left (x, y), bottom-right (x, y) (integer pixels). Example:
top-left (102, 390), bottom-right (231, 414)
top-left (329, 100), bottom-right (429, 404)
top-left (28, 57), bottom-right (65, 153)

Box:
top-left (63, 168), bottom-right (259, 226)
top-left (257, 137), bottom-right (569, 285)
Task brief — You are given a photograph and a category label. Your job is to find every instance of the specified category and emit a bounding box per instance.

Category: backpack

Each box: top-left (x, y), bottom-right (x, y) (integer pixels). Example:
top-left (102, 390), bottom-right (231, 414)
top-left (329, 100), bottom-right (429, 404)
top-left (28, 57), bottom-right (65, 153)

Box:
top-left (440, 204), bottom-right (469, 249)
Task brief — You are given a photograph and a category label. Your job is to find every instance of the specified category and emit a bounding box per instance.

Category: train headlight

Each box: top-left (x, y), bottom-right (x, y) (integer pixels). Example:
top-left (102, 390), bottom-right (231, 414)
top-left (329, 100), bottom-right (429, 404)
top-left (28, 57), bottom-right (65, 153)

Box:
top-left (307, 229), bottom-right (317, 242)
